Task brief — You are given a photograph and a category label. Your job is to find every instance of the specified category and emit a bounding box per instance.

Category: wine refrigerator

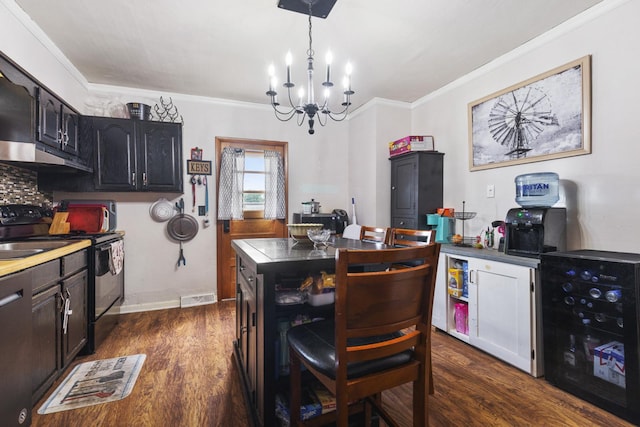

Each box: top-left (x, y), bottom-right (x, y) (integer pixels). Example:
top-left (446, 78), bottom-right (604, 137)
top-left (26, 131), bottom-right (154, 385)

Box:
top-left (541, 250), bottom-right (640, 424)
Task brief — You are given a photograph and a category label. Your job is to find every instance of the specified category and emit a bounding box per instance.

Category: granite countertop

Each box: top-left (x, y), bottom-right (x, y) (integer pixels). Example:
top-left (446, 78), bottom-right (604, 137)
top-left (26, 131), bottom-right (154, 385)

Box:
top-left (441, 244), bottom-right (540, 268)
top-left (232, 237), bottom-right (386, 265)
top-left (0, 240), bottom-right (91, 277)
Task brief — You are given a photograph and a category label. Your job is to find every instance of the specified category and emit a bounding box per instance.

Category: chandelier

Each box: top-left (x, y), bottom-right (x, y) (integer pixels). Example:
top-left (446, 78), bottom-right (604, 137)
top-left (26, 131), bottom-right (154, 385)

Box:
top-left (266, 0), bottom-right (354, 135)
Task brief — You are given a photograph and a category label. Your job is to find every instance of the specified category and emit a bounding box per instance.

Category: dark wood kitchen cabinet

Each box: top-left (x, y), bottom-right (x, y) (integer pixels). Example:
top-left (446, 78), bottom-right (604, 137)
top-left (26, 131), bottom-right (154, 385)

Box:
top-left (36, 87), bottom-right (80, 158)
top-left (39, 116), bottom-right (183, 192)
top-left (31, 249), bottom-right (88, 404)
top-left (31, 280), bottom-right (61, 405)
top-left (0, 269), bottom-right (32, 427)
top-left (390, 151), bottom-right (444, 230)
top-left (92, 116), bottom-right (183, 192)
top-left (236, 255), bottom-right (258, 408)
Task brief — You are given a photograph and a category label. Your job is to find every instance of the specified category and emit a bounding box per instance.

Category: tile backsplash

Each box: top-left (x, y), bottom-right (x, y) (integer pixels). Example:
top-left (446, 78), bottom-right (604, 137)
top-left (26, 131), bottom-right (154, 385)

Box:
top-left (0, 163), bottom-right (53, 205)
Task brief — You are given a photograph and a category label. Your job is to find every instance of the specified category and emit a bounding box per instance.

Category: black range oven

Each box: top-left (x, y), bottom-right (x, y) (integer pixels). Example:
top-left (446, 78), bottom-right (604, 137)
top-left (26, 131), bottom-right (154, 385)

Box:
top-left (0, 205), bottom-right (124, 354)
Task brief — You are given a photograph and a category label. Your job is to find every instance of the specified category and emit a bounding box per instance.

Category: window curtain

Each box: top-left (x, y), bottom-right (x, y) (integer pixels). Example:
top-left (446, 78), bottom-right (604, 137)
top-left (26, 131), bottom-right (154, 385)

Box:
top-left (264, 150), bottom-right (286, 219)
top-left (217, 147), bottom-right (245, 220)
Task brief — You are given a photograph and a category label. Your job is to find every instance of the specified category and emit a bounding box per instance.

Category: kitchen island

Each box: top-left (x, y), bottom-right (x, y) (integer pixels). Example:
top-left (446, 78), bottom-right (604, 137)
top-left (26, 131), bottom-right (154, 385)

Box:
top-left (231, 237), bottom-right (387, 427)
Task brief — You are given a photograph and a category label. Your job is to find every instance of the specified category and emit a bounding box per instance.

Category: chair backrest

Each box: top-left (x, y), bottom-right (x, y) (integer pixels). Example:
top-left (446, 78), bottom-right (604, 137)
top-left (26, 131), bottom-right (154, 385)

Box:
top-left (334, 244), bottom-right (441, 366)
top-left (358, 225), bottom-right (391, 244)
top-left (389, 228), bottom-right (433, 247)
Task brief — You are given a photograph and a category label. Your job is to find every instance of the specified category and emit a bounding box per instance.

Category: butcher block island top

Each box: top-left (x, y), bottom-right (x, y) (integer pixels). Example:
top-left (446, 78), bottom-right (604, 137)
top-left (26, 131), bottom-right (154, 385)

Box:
top-left (231, 237), bottom-right (390, 427)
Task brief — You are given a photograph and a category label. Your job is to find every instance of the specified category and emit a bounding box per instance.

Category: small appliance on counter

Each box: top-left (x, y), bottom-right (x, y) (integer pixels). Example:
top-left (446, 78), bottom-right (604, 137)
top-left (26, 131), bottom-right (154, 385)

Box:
top-left (58, 200), bottom-right (117, 233)
top-left (504, 172), bottom-right (566, 258)
top-left (504, 207), bottom-right (566, 258)
top-left (426, 213), bottom-right (455, 244)
top-left (301, 199), bottom-right (321, 214)
top-left (292, 209), bottom-right (348, 235)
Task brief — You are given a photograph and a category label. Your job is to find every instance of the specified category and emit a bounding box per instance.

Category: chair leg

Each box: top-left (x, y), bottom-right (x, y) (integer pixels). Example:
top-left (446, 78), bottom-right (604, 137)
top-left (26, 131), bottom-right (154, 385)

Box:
top-left (429, 364), bottom-right (435, 395)
top-left (289, 349), bottom-right (302, 426)
top-left (336, 390), bottom-right (350, 427)
top-left (414, 368), bottom-right (430, 426)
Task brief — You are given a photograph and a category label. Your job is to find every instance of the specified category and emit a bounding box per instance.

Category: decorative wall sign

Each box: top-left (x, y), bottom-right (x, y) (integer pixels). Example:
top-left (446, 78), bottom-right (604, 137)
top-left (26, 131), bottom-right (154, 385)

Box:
top-left (187, 160), bottom-right (212, 175)
top-left (468, 55), bottom-right (591, 171)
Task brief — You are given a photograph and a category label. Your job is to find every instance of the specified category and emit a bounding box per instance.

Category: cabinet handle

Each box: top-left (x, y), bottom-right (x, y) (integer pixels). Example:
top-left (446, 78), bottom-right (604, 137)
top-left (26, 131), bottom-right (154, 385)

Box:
top-left (0, 291), bottom-right (22, 307)
top-left (62, 289), bottom-right (72, 334)
top-left (239, 266), bottom-right (245, 272)
top-left (143, 172), bottom-right (148, 186)
top-left (391, 186), bottom-right (396, 190)
top-left (132, 172), bottom-right (136, 184)
top-left (63, 130), bottom-right (69, 145)
top-left (57, 129), bottom-right (64, 144)
top-left (399, 221), bottom-right (405, 225)
top-left (240, 326), bottom-right (247, 334)
top-left (469, 270), bottom-right (476, 284)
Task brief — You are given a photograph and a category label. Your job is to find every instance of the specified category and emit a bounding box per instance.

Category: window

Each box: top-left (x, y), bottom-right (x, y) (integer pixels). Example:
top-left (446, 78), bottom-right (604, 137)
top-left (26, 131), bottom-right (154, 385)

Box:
top-left (243, 150), bottom-right (266, 213)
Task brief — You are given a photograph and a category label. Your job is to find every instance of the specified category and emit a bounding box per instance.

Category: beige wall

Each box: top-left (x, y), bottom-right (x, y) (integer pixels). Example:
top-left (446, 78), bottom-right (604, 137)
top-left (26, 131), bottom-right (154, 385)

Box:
top-left (409, 0), bottom-right (638, 253)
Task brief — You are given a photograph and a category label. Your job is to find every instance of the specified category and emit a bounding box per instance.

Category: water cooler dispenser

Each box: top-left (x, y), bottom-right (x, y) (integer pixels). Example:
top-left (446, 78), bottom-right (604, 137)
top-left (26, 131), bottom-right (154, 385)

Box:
top-left (541, 250), bottom-right (640, 424)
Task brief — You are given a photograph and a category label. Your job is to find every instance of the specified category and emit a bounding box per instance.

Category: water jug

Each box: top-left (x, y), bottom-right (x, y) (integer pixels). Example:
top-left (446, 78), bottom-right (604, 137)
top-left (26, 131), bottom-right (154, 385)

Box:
top-left (515, 172), bottom-right (559, 207)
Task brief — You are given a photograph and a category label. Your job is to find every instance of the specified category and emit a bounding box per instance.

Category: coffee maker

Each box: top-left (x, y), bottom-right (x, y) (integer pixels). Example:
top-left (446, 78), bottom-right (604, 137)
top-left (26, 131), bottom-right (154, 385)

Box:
top-left (426, 214), bottom-right (456, 244)
top-left (504, 207), bottom-right (566, 258)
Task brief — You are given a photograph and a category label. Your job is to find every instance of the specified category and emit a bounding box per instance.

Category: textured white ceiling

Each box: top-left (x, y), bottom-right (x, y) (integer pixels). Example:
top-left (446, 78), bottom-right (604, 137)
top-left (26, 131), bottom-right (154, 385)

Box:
top-left (14, 0), bottom-right (603, 110)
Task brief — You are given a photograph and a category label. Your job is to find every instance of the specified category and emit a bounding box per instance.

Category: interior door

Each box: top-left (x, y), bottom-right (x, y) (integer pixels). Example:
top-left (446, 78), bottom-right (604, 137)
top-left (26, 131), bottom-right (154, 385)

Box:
top-left (215, 137), bottom-right (288, 300)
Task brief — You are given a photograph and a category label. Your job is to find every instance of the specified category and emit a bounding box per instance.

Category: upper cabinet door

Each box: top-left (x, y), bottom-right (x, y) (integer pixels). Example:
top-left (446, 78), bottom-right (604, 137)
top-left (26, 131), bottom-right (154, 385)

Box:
top-left (138, 121), bottom-right (183, 192)
top-left (37, 88), bottom-right (62, 149)
top-left (94, 118), bottom-right (136, 191)
top-left (61, 104), bottom-right (80, 157)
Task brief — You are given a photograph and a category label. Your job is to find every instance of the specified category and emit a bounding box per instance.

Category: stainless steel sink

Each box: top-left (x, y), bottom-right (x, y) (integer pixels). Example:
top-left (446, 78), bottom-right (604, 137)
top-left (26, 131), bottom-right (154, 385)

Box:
top-left (0, 241), bottom-right (73, 251)
top-left (0, 249), bottom-right (44, 260)
top-left (0, 241), bottom-right (75, 260)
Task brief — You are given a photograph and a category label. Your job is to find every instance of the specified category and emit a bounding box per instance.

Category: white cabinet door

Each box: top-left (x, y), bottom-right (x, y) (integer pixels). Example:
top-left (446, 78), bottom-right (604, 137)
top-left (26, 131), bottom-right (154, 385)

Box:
top-left (432, 253), bottom-right (448, 330)
top-left (468, 259), bottom-right (535, 374)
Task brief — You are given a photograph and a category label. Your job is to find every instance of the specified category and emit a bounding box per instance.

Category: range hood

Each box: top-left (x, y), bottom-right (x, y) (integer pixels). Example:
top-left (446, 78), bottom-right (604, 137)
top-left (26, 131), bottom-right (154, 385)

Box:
top-left (0, 71), bottom-right (92, 173)
top-left (0, 140), bottom-right (92, 173)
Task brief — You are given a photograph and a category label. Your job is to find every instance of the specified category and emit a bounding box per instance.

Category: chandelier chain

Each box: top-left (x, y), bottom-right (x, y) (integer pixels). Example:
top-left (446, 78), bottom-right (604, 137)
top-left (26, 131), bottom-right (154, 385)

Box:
top-left (307, 3), bottom-right (314, 57)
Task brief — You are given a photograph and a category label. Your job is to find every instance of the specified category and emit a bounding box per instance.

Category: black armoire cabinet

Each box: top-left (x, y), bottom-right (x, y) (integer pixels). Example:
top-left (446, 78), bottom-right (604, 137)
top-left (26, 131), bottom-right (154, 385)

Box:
top-left (390, 151), bottom-right (443, 229)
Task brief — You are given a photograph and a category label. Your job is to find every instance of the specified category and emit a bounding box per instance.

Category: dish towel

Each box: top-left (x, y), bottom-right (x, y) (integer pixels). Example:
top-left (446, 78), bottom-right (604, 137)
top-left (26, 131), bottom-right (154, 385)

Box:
top-left (109, 240), bottom-right (125, 275)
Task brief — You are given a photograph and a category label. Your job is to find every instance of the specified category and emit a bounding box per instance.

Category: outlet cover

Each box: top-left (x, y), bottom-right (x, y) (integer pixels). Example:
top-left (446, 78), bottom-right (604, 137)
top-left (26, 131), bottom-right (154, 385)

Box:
top-left (198, 205), bottom-right (206, 216)
top-left (486, 184), bottom-right (495, 198)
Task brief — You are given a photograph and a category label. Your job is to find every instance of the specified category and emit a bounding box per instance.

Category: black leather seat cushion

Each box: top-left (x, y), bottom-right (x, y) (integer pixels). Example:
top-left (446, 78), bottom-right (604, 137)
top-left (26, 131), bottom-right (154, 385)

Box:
top-left (287, 320), bottom-right (412, 380)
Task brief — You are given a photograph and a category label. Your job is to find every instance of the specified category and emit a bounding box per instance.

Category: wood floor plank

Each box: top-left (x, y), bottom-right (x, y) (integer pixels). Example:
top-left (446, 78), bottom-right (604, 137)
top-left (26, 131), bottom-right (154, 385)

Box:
top-left (31, 301), bottom-right (634, 427)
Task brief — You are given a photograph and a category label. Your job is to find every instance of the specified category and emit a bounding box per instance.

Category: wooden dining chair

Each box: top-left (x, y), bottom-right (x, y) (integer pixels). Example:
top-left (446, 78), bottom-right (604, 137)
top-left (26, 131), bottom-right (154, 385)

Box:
top-left (287, 244), bottom-right (441, 427)
top-left (389, 228), bottom-right (433, 247)
top-left (358, 225), bottom-right (391, 244)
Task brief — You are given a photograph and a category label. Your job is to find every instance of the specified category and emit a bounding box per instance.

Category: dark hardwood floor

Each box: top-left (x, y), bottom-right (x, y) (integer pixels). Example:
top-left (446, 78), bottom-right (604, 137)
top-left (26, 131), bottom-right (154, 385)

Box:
top-left (31, 301), bottom-right (634, 427)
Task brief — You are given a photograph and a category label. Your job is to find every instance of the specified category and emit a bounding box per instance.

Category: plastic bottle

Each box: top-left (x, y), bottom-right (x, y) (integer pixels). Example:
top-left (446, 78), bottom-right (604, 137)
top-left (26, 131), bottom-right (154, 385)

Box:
top-left (515, 172), bottom-right (559, 207)
top-left (582, 319), bottom-right (600, 374)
